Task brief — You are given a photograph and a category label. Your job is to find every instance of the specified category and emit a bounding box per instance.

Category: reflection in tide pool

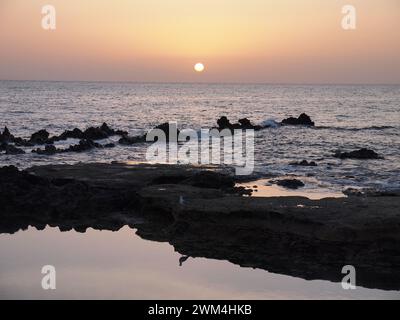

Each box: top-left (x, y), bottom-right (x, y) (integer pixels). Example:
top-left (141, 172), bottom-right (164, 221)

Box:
top-left (0, 226), bottom-right (398, 299)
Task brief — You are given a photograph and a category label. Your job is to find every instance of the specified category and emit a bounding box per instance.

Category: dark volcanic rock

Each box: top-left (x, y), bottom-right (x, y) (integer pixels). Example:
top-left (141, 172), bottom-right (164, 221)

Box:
top-left (83, 126), bottom-right (109, 140)
top-left (119, 134), bottom-right (146, 145)
top-left (238, 118), bottom-right (262, 130)
top-left (3, 144), bottom-right (25, 155)
top-left (273, 178), bottom-right (305, 189)
top-left (64, 139), bottom-right (100, 153)
top-left (30, 129), bottom-right (50, 144)
top-left (99, 122), bottom-right (128, 137)
top-left (50, 123), bottom-right (127, 142)
top-left (334, 148), bottom-right (383, 160)
top-left (13, 137), bottom-right (34, 147)
top-left (281, 113), bottom-right (315, 126)
top-left (52, 128), bottom-right (84, 141)
top-left (32, 144), bottom-right (58, 155)
top-left (216, 116), bottom-right (261, 131)
top-left (0, 142), bottom-right (7, 152)
top-left (183, 171), bottom-right (235, 189)
top-left (33, 140), bottom-right (115, 155)
top-left (0, 127), bottom-right (14, 143)
top-left (0, 165), bottom-right (139, 229)
top-left (290, 160), bottom-right (317, 167)
top-left (217, 116), bottom-right (237, 130)
top-left (153, 123), bottom-right (180, 141)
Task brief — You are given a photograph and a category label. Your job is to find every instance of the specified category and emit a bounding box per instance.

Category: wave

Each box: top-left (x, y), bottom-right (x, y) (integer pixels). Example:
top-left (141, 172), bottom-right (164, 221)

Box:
top-left (260, 119), bottom-right (280, 128)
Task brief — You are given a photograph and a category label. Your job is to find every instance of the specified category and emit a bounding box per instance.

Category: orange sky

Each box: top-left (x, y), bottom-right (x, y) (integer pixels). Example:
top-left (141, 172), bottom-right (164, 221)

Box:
top-left (0, 0), bottom-right (399, 83)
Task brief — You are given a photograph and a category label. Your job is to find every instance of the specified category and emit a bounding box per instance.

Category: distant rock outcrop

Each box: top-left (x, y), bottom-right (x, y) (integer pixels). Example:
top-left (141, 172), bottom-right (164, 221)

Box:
top-left (334, 148), bottom-right (383, 160)
top-left (273, 178), bottom-right (305, 189)
top-left (281, 113), bottom-right (315, 126)
top-left (290, 160), bottom-right (318, 167)
top-left (216, 116), bottom-right (262, 131)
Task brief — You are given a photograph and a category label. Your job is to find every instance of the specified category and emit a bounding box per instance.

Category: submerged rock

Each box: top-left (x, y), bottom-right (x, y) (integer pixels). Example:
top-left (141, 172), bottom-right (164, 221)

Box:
top-left (2, 143), bottom-right (26, 155)
top-left (183, 171), bottom-right (235, 189)
top-left (30, 129), bottom-right (51, 145)
top-left (281, 113), bottom-right (315, 126)
top-left (152, 122), bottom-right (180, 141)
top-left (32, 145), bottom-right (58, 155)
top-left (216, 116), bottom-right (261, 131)
top-left (64, 139), bottom-right (100, 153)
top-left (51, 128), bottom-right (84, 141)
top-left (238, 118), bottom-right (262, 130)
top-left (50, 123), bottom-right (127, 142)
top-left (334, 148), bottom-right (383, 160)
top-left (273, 178), bottom-right (305, 189)
top-left (0, 127), bottom-right (14, 143)
top-left (119, 134), bottom-right (146, 145)
top-left (290, 160), bottom-right (318, 167)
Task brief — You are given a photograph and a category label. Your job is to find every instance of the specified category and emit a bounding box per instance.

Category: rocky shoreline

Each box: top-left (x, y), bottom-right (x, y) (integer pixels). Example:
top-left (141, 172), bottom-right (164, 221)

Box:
top-left (1, 114), bottom-right (385, 165)
top-left (1, 162), bottom-right (399, 290)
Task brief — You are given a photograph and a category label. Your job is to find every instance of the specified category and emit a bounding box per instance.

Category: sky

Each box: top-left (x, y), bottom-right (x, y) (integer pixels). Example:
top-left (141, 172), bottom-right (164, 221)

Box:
top-left (0, 0), bottom-right (399, 83)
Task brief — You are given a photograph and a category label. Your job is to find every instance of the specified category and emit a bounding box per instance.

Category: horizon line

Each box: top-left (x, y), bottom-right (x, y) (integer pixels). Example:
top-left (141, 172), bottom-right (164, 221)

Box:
top-left (1, 79), bottom-right (399, 86)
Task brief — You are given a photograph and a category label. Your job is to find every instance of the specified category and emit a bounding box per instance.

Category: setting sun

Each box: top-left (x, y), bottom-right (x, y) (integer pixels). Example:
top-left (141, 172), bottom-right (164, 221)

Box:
top-left (194, 63), bottom-right (205, 72)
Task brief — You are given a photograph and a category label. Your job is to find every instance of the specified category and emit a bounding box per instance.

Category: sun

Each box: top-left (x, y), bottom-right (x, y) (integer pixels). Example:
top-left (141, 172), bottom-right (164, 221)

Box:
top-left (194, 63), bottom-right (205, 72)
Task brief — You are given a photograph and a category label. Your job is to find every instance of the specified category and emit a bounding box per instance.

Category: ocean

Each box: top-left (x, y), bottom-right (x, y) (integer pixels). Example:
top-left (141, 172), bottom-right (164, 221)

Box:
top-left (1, 80), bottom-right (399, 192)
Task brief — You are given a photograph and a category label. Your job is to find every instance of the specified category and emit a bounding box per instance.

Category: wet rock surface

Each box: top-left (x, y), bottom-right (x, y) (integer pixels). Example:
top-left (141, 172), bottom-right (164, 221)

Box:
top-left (272, 178), bottom-right (305, 189)
top-left (0, 162), bottom-right (399, 290)
top-left (281, 113), bottom-right (315, 126)
top-left (0, 143), bottom-right (25, 155)
top-left (216, 116), bottom-right (262, 131)
top-left (1, 116), bottom-right (321, 156)
top-left (290, 160), bottom-right (318, 167)
top-left (334, 148), bottom-right (383, 160)
top-left (32, 139), bottom-right (116, 155)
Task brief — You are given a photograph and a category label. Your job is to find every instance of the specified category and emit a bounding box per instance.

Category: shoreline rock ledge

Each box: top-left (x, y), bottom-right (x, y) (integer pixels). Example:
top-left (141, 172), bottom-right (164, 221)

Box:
top-left (1, 162), bottom-right (399, 290)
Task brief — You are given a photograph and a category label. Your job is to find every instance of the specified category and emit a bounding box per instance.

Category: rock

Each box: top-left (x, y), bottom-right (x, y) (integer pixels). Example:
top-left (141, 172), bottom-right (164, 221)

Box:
top-left (83, 127), bottom-right (109, 140)
top-left (290, 160), bottom-right (317, 167)
top-left (183, 171), bottom-right (235, 189)
top-left (30, 129), bottom-right (50, 144)
top-left (334, 148), bottom-right (383, 160)
top-left (50, 123), bottom-right (127, 142)
top-left (13, 137), bottom-right (34, 147)
top-left (100, 122), bottom-right (128, 137)
top-left (4, 144), bottom-right (25, 155)
top-left (238, 118), bottom-right (262, 130)
top-left (343, 188), bottom-right (364, 197)
top-left (281, 113), bottom-right (315, 126)
top-left (83, 123), bottom-right (128, 140)
top-left (119, 134), bottom-right (146, 145)
top-left (32, 145), bottom-right (58, 155)
top-left (273, 178), bottom-right (305, 189)
top-left (217, 116), bottom-right (235, 130)
top-left (64, 139), bottom-right (100, 153)
top-left (0, 127), bottom-right (14, 143)
top-left (216, 116), bottom-right (261, 131)
top-left (0, 142), bottom-right (7, 152)
top-left (154, 123), bottom-right (180, 141)
top-left (103, 143), bottom-right (116, 148)
top-left (52, 128), bottom-right (84, 141)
